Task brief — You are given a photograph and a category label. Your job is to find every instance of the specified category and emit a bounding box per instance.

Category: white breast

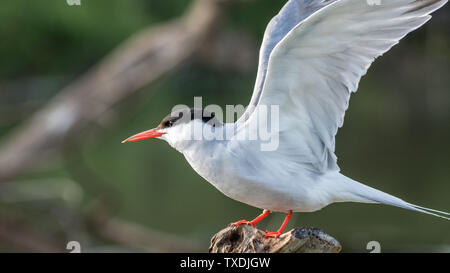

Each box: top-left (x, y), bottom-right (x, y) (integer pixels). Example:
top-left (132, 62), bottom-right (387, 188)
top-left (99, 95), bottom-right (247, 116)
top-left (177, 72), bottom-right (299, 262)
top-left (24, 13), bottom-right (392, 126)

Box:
top-left (181, 132), bottom-right (336, 213)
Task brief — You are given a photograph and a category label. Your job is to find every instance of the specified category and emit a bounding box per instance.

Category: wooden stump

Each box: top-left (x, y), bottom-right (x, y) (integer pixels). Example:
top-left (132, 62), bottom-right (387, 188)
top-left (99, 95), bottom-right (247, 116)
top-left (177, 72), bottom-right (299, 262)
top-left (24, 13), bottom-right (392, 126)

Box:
top-left (209, 225), bottom-right (342, 253)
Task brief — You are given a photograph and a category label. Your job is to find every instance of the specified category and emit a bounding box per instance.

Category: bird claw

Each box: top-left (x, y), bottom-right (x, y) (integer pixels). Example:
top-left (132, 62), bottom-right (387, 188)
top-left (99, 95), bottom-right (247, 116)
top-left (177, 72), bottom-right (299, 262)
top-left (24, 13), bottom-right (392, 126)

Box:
top-left (264, 230), bottom-right (282, 238)
top-left (230, 220), bottom-right (256, 228)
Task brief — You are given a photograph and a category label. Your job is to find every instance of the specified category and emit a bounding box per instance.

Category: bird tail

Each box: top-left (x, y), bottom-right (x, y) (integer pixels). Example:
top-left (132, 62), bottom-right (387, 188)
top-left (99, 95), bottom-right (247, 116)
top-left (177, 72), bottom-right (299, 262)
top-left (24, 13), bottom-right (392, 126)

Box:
top-left (335, 174), bottom-right (450, 220)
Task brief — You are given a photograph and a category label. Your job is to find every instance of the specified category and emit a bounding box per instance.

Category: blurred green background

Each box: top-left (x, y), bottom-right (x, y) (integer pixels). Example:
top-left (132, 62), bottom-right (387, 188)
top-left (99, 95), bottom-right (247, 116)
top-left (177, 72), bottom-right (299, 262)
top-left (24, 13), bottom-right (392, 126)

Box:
top-left (0, 0), bottom-right (449, 252)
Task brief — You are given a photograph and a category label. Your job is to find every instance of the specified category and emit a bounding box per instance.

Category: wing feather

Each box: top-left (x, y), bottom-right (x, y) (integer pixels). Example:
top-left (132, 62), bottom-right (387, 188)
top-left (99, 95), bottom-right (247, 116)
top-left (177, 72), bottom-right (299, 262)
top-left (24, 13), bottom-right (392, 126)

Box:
top-left (238, 0), bottom-right (447, 173)
top-left (239, 0), bottom-right (339, 123)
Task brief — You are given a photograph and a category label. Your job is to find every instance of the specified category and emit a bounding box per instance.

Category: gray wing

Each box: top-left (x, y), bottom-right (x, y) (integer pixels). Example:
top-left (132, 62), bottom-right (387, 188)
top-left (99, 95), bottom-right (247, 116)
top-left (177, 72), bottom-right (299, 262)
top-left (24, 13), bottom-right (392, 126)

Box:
top-left (238, 0), bottom-right (338, 124)
top-left (238, 0), bottom-right (447, 173)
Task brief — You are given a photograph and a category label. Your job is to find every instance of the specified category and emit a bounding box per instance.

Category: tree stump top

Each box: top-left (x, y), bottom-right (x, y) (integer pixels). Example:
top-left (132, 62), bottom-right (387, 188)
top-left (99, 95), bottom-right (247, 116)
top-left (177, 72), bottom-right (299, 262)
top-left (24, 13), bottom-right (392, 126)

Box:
top-left (209, 225), bottom-right (341, 253)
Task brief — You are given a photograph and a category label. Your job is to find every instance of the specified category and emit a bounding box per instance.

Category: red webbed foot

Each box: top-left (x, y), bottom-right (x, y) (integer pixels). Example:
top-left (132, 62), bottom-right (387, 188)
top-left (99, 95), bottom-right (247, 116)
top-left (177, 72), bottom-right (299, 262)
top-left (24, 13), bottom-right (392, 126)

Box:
top-left (230, 210), bottom-right (270, 228)
top-left (264, 210), bottom-right (292, 239)
top-left (264, 230), bottom-right (282, 238)
top-left (230, 220), bottom-right (256, 227)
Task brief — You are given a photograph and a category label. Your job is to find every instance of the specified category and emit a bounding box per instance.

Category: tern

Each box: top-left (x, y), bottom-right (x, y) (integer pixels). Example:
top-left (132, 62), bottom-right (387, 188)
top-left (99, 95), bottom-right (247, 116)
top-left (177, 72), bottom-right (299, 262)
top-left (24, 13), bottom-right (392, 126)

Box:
top-left (123, 0), bottom-right (450, 238)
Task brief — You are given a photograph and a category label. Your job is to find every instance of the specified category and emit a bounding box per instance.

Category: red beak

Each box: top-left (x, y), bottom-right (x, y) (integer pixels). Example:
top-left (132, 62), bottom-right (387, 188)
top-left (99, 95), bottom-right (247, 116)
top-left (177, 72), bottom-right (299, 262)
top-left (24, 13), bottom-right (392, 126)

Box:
top-left (122, 128), bottom-right (165, 143)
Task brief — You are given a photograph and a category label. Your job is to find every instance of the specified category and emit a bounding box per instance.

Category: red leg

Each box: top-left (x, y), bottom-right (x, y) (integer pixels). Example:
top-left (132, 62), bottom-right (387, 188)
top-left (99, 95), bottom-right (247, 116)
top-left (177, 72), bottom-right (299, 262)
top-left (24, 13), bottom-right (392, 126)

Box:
top-left (230, 210), bottom-right (270, 228)
top-left (265, 210), bottom-right (292, 238)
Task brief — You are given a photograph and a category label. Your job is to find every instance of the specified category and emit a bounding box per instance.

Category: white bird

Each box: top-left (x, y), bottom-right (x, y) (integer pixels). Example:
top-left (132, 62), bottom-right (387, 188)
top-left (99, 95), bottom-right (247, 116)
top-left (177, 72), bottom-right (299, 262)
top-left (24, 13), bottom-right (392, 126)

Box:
top-left (123, 0), bottom-right (450, 238)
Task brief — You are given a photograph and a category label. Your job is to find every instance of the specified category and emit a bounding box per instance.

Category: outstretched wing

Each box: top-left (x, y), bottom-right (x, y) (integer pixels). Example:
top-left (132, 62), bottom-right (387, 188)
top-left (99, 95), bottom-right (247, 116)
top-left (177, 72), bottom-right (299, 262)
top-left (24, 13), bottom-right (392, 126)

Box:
top-left (239, 0), bottom-right (338, 123)
top-left (238, 0), bottom-right (447, 173)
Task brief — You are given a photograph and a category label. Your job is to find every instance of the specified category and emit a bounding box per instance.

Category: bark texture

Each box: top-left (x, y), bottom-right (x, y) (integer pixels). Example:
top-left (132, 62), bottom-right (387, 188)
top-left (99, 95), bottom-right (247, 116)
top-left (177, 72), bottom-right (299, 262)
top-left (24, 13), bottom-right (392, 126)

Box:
top-left (209, 225), bottom-right (342, 253)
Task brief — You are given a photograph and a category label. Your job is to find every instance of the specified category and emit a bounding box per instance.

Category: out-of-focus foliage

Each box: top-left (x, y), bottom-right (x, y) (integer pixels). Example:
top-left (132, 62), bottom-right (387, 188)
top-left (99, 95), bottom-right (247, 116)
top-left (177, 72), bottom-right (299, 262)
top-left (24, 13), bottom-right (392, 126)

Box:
top-left (0, 0), bottom-right (449, 252)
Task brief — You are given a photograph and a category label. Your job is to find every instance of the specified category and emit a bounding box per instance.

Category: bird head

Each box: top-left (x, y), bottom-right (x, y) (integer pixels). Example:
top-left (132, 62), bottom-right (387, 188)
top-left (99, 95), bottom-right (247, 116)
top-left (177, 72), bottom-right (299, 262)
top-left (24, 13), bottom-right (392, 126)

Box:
top-left (122, 108), bottom-right (219, 152)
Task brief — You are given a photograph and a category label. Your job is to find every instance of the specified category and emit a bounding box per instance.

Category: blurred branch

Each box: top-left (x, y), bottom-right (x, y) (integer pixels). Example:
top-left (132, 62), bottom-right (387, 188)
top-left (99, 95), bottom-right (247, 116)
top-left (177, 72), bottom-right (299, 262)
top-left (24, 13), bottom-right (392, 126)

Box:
top-left (90, 217), bottom-right (203, 252)
top-left (0, 0), bottom-right (244, 182)
top-left (0, 216), bottom-right (64, 252)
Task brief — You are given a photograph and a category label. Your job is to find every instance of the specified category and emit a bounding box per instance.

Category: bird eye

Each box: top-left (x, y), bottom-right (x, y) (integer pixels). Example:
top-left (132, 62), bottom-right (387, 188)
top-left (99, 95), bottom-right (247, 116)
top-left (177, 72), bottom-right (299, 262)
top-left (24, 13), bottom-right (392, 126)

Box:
top-left (165, 120), bottom-right (172, 127)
